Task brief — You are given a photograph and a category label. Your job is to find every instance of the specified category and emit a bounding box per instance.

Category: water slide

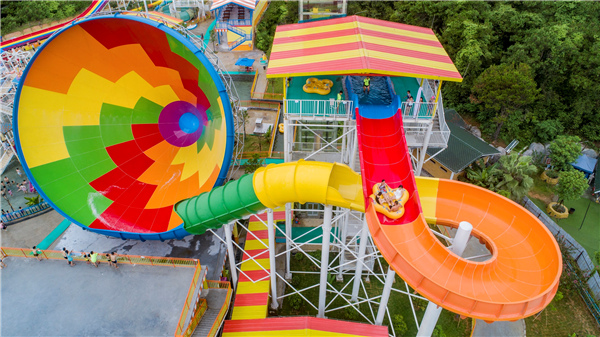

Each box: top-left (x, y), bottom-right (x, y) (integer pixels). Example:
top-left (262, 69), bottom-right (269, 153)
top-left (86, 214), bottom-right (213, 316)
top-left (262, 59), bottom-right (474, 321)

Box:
top-left (13, 16), bottom-right (561, 323)
top-left (0, 1), bottom-right (108, 52)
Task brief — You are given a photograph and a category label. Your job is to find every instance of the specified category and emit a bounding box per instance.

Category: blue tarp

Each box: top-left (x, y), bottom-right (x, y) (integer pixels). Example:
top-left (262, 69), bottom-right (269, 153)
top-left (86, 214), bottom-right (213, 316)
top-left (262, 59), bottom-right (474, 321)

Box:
top-left (571, 154), bottom-right (598, 178)
top-left (235, 58), bottom-right (255, 67)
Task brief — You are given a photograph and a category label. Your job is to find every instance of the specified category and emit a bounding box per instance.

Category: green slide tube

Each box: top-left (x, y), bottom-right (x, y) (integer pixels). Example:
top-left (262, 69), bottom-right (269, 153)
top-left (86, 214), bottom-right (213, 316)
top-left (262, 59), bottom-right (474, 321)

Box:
top-left (176, 173), bottom-right (265, 235)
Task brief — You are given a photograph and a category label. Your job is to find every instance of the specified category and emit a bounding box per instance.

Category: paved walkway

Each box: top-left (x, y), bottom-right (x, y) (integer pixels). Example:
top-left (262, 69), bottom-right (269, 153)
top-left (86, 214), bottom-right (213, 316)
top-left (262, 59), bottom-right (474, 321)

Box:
top-left (1, 256), bottom-right (195, 336)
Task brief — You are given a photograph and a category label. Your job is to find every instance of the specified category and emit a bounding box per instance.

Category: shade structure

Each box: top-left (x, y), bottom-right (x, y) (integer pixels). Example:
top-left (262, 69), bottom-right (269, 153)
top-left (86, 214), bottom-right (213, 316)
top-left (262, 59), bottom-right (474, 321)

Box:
top-left (13, 16), bottom-right (234, 240)
top-left (210, 0), bottom-right (256, 11)
top-left (267, 15), bottom-right (463, 82)
top-left (235, 58), bottom-right (255, 67)
top-left (571, 154), bottom-right (597, 178)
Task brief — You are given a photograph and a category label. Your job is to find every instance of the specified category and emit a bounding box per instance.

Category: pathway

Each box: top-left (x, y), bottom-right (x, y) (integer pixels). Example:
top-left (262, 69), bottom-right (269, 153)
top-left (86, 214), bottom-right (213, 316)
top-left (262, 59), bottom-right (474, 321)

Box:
top-left (192, 288), bottom-right (229, 337)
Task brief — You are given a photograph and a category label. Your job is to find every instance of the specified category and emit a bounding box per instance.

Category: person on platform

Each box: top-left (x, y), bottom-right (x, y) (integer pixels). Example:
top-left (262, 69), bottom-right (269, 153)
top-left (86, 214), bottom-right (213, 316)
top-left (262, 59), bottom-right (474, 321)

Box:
top-left (363, 76), bottom-right (371, 94)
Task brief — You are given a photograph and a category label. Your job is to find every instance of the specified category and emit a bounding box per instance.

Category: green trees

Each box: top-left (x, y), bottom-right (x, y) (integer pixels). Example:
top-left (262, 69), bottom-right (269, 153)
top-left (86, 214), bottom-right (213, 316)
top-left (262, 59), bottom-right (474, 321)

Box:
top-left (463, 154), bottom-right (537, 201)
top-left (555, 170), bottom-right (588, 206)
top-left (549, 135), bottom-right (581, 171)
top-left (244, 154), bottom-right (265, 174)
top-left (497, 153), bottom-right (537, 201)
top-left (1, 1), bottom-right (91, 35)
top-left (254, 2), bottom-right (298, 55)
top-left (471, 63), bottom-right (539, 141)
top-left (347, 2), bottom-right (600, 144)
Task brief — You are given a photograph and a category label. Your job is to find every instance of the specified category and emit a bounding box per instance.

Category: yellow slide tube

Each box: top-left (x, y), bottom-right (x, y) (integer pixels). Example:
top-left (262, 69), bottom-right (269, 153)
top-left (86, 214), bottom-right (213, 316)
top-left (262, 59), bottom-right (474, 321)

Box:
top-left (253, 159), bottom-right (365, 212)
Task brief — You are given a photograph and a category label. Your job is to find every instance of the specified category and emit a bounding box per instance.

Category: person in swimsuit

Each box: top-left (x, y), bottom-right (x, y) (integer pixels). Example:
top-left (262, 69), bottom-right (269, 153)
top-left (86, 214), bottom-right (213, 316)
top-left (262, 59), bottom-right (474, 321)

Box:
top-left (110, 252), bottom-right (118, 269)
top-left (390, 200), bottom-right (402, 212)
top-left (106, 254), bottom-right (113, 268)
top-left (90, 251), bottom-right (99, 268)
top-left (363, 76), bottom-right (371, 94)
top-left (66, 250), bottom-right (74, 266)
top-left (31, 246), bottom-right (42, 261)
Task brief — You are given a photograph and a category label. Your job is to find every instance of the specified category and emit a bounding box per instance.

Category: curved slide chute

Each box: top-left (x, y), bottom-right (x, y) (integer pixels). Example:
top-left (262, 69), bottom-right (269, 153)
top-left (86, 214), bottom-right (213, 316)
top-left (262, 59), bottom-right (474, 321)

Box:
top-left (0, 1), bottom-right (108, 52)
top-left (356, 109), bottom-right (561, 321)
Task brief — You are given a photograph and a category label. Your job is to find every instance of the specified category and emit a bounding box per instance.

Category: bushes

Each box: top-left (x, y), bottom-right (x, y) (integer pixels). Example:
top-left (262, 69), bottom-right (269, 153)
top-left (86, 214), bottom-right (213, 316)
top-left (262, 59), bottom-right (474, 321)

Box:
top-left (255, 2), bottom-right (298, 56)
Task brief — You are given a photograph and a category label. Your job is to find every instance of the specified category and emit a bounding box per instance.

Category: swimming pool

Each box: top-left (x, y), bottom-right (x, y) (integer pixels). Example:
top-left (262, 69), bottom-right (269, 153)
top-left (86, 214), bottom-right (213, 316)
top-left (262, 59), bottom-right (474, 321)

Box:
top-left (346, 76), bottom-right (392, 106)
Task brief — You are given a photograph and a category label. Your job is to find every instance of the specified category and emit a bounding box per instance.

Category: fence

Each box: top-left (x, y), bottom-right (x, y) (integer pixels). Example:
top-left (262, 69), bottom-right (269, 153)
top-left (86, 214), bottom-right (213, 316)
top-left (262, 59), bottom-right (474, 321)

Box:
top-left (522, 197), bottom-right (600, 325)
top-left (175, 264), bottom-right (208, 337)
top-left (239, 100), bottom-right (280, 110)
top-left (0, 247), bottom-right (199, 267)
top-left (205, 281), bottom-right (233, 337)
top-left (1, 201), bottom-right (52, 223)
top-left (285, 99), bottom-right (354, 119)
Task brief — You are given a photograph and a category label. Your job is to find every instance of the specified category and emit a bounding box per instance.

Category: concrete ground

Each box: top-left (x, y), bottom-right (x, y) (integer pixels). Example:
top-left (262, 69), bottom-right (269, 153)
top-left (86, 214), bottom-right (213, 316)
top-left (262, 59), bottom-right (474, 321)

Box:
top-left (1, 256), bottom-right (195, 336)
top-left (245, 109), bottom-right (278, 135)
top-left (51, 224), bottom-right (228, 281)
top-left (1, 209), bottom-right (64, 248)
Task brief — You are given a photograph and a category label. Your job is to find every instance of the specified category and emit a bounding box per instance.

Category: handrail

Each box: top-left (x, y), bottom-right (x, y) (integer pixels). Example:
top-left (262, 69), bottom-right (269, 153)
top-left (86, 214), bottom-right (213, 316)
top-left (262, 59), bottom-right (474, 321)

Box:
top-left (268, 104), bottom-right (281, 157)
top-left (1, 202), bottom-right (53, 223)
top-left (0, 247), bottom-right (199, 267)
top-left (181, 298), bottom-right (207, 337)
top-left (250, 71), bottom-right (259, 98)
top-left (205, 283), bottom-right (233, 337)
top-left (285, 99), bottom-right (354, 119)
top-left (175, 263), bottom-right (205, 336)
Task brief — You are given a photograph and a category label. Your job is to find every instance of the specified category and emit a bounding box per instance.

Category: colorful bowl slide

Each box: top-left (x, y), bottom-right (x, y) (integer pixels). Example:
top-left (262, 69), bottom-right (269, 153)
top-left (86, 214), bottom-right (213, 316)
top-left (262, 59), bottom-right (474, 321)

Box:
top-left (13, 16), bottom-right (561, 322)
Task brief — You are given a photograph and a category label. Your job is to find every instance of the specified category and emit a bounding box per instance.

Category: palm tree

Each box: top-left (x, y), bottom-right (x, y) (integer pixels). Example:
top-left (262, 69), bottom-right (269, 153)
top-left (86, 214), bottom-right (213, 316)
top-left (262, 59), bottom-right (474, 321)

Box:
top-left (464, 159), bottom-right (501, 190)
top-left (497, 153), bottom-right (537, 201)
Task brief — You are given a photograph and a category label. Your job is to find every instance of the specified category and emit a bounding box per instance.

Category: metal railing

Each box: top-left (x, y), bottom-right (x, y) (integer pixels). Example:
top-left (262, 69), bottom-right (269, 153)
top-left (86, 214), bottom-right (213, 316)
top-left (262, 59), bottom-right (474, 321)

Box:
top-left (1, 202), bottom-right (53, 223)
top-left (268, 104), bottom-right (281, 157)
top-left (175, 263), bottom-right (206, 337)
top-left (216, 19), bottom-right (252, 28)
top-left (401, 101), bottom-right (437, 119)
top-left (285, 99), bottom-right (354, 119)
top-left (205, 281), bottom-right (233, 337)
top-left (239, 100), bottom-right (280, 110)
top-left (1, 247), bottom-right (199, 267)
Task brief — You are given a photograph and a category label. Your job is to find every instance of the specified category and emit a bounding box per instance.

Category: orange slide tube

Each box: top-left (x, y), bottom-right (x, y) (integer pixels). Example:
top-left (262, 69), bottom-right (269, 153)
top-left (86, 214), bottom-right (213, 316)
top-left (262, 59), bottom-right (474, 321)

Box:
top-left (356, 109), bottom-right (562, 322)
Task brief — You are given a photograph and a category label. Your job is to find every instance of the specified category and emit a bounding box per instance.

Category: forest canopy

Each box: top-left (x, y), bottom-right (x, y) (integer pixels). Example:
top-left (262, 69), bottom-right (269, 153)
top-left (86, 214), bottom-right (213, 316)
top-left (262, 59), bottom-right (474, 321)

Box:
top-left (257, 1), bottom-right (600, 145)
top-left (1, 1), bottom-right (92, 35)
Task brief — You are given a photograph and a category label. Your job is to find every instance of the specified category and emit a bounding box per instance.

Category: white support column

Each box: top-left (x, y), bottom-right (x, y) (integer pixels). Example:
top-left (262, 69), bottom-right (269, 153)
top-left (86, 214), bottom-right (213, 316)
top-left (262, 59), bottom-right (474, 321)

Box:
top-left (375, 266), bottom-right (396, 325)
top-left (224, 221), bottom-right (238, 289)
top-left (348, 126), bottom-right (359, 171)
top-left (341, 121), bottom-right (347, 164)
top-left (285, 202), bottom-right (293, 280)
top-left (143, 0), bottom-right (148, 12)
top-left (283, 117), bottom-right (291, 163)
top-left (267, 209), bottom-right (278, 309)
top-left (417, 221), bottom-right (473, 336)
top-left (415, 121), bottom-right (434, 176)
top-left (336, 211), bottom-right (349, 282)
top-left (317, 205), bottom-right (333, 318)
top-left (351, 218), bottom-right (369, 302)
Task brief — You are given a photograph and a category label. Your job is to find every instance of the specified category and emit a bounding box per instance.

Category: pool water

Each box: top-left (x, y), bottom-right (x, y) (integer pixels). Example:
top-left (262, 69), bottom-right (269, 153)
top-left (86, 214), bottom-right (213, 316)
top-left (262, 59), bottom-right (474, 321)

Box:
top-left (232, 79), bottom-right (253, 101)
top-left (347, 76), bottom-right (392, 106)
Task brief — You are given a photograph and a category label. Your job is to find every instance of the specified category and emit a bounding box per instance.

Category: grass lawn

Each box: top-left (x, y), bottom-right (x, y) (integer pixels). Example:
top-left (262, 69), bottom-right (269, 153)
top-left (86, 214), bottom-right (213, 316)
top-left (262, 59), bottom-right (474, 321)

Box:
top-left (279, 252), bottom-right (471, 336)
top-left (525, 280), bottom-right (600, 336)
top-left (529, 172), bottom-right (555, 203)
top-left (529, 194), bottom-right (600, 259)
top-left (242, 134), bottom-right (270, 153)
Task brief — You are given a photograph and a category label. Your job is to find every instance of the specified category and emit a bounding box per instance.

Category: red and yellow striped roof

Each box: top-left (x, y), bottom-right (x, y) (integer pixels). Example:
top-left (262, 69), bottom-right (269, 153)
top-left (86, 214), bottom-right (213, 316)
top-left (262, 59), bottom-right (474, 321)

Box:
top-left (267, 16), bottom-right (462, 82)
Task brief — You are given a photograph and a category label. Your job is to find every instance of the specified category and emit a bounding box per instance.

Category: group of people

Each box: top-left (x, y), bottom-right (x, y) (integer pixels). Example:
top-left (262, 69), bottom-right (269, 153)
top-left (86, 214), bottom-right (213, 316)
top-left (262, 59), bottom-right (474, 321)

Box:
top-left (2, 171), bottom-right (35, 198)
top-left (374, 180), bottom-right (407, 213)
top-left (25, 246), bottom-right (120, 269)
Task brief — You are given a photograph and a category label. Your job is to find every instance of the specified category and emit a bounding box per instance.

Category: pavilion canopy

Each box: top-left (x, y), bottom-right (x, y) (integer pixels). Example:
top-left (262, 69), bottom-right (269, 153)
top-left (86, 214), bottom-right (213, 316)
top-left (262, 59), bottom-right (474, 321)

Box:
top-left (266, 15), bottom-right (462, 81)
top-left (210, 0), bottom-right (256, 11)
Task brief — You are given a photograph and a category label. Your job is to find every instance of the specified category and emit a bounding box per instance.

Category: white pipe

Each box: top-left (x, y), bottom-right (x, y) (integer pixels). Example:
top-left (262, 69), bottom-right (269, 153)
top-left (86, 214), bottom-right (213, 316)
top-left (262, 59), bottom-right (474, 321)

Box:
top-left (416, 121), bottom-right (434, 176)
top-left (375, 266), bottom-right (396, 325)
top-left (224, 222), bottom-right (238, 289)
top-left (317, 205), bottom-right (333, 318)
top-left (417, 221), bottom-right (473, 336)
top-left (351, 218), bottom-right (369, 302)
top-left (336, 212), bottom-right (348, 281)
top-left (348, 126), bottom-right (358, 171)
top-left (285, 202), bottom-right (292, 279)
top-left (267, 209), bottom-right (278, 309)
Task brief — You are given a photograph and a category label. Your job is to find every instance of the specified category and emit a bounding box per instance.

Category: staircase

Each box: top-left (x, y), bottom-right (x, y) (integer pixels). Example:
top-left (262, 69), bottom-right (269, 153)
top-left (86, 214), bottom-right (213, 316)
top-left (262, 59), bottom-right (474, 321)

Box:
top-left (226, 23), bottom-right (251, 51)
top-left (192, 288), bottom-right (230, 337)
